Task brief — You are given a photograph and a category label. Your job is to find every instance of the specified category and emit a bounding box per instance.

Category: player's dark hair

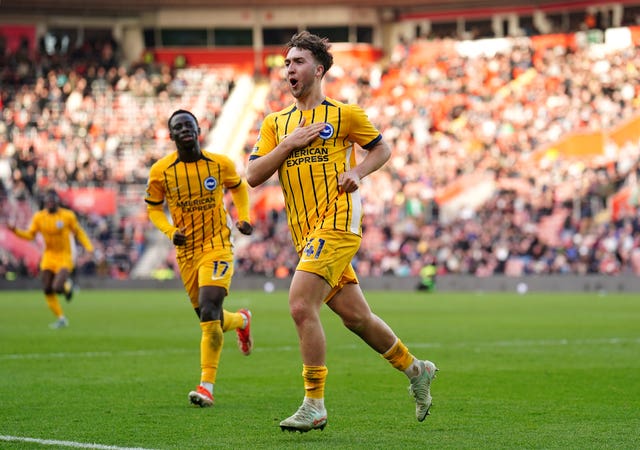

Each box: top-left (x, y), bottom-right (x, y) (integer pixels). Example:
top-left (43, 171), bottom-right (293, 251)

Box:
top-left (40, 188), bottom-right (60, 209)
top-left (168, 109), bottom-right (199, 129)
top-left (286, 31), bottom-right (334, 77)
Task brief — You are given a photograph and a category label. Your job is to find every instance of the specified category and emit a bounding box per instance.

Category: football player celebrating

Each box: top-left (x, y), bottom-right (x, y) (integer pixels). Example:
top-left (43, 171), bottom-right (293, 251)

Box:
top-left (247, 32), bottom-right (438, 432)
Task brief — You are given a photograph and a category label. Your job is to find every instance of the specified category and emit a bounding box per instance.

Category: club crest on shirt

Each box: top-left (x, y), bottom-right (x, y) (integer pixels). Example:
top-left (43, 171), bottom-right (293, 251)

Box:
top-left (56, 220), bottom-right (64, 229)
top-left (204, 176), bottom-right (218, 191)
top-left (319, 123), bottom-right (334, 139)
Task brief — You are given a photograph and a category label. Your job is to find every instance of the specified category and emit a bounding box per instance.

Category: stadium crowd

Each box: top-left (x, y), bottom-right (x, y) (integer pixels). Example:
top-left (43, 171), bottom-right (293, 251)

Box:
top-left (0, 35), bottom-right (236, 278)
top-left (1, 25), bottom-right (640, 281)
top-left (236, 35), bottom-right (640, 278)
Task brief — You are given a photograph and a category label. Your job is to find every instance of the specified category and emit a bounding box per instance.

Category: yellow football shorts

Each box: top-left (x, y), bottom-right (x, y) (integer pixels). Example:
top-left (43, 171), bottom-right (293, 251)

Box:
top-left (178, 251), bottom-right (234, 308)
top-left (40, 251), bottom-right (73, 273)
top-left (296, 229), bottom-right (361, 303)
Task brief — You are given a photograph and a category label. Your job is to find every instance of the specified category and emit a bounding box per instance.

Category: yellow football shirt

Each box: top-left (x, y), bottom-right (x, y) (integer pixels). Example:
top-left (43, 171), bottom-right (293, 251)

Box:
top-left (13, 207), bottom-right (94, 270)
top-left (250, 97), bottom-right (382, 253)
top-left (145, 150), bottom-right (243, 262)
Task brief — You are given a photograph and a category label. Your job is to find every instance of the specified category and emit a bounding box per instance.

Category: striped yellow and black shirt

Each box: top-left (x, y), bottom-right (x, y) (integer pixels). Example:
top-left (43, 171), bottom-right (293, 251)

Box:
top-left (145, 150), bottom-right (243, 262)
top-left (250, 97), bottom-right (382, 253)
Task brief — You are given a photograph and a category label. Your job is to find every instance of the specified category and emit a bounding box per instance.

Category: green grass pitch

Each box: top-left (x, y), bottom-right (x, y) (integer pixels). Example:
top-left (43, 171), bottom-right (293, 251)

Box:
top-left (1, 289), bottom-right (639, 449)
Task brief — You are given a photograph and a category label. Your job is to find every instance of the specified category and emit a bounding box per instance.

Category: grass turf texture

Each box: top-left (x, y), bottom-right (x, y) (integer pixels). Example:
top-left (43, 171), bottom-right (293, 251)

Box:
top-left (1, 289), bottom-right (639, 449)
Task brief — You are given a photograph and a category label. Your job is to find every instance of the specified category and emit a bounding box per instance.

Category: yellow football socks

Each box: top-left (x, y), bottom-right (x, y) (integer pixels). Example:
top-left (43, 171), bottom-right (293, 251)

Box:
top-left (45, 293), bottom-right (63, 318)
top-left (302, 365), bottom-right (328, 399)
top-left (221, 310), bottom-right (244, 332)
top-left (200, 320), bottom-right (223, 384)
top-left (381, 338), bottom-right (414, 372)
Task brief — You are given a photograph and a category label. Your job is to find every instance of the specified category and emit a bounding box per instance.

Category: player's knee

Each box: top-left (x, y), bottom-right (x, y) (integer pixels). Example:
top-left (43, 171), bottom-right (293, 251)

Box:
top-left (288, 301), bottom-right (314, 325)
top-left (199, 304), bottom-right (218, 322)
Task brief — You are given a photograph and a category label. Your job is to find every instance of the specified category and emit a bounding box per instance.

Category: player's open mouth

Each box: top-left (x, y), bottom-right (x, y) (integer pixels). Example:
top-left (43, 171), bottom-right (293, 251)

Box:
top-left (289, 78), bottom-right (298, 87)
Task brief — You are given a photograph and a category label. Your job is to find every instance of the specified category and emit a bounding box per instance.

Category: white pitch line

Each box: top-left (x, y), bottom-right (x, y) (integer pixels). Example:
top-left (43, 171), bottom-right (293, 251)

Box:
top-left (0, 435), bottom-right (157, 450)
top-left (0, 348), bottom-right (194, 361)
top-left (408, 337), bottom-right (640, 349)
top-left (1, 337), bottom-right (638, 361)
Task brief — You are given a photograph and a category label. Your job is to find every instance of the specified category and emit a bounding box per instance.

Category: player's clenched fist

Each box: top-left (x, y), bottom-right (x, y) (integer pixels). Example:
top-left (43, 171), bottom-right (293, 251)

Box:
top-left (236, 221), bottom-right (253, 236)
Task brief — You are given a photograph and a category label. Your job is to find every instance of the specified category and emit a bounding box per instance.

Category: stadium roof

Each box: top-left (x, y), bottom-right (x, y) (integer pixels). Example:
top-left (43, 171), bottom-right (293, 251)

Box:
top-left (0, 0), bottom-right (595, 18)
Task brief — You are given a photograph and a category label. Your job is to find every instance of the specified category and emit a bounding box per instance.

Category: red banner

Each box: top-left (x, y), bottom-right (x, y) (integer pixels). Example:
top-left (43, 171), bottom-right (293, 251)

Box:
top-left (58, 188), bottom-right (118, 216)
top-left (0, 25), bottom-right (36, 53)
top-left (0, 227), bottom-right (41, 273)
top-left (611, 187), bottom-right (637, 221)
top-left (630, 26), bottom-right (640, 46)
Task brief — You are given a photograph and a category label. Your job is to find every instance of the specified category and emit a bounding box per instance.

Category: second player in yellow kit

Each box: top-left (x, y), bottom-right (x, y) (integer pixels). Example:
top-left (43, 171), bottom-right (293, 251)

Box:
top-left (9, 189), bottom-right (94, 328)
top-left (146, 109), bottom-right (254, 408)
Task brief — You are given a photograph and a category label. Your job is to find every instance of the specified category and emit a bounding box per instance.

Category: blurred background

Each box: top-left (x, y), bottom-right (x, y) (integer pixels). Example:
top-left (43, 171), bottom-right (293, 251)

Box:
top-left (1, 0), bottom-right (639, 291)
